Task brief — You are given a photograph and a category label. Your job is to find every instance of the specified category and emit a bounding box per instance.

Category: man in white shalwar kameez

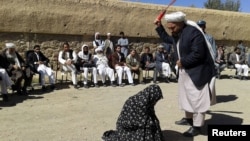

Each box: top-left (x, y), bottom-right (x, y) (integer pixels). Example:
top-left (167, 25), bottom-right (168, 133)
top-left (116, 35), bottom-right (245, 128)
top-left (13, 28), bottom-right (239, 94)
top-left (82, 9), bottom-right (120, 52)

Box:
top-left (93, 46), bottom-right (116, 87)
top-left (77, 44), bottom-right (98, 88)
top-left (58, 42), bottom-right (78, 89)
top-left (0, 67), bottom-right (13, 102)
top-left (155, 11), bottom-right (216, 137)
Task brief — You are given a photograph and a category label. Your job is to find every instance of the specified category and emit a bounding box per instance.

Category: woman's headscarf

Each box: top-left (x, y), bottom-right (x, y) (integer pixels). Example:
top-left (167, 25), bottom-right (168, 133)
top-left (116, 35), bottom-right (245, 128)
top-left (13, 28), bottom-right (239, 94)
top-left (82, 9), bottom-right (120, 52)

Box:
top-left (102, 84), bottom-right (164, 141)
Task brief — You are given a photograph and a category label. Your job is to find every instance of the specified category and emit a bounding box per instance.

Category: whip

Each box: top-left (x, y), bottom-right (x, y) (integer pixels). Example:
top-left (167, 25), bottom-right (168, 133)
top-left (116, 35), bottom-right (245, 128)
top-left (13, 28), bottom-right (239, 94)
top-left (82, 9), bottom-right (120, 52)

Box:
top-left (154, 0), bottom-right (177, 23)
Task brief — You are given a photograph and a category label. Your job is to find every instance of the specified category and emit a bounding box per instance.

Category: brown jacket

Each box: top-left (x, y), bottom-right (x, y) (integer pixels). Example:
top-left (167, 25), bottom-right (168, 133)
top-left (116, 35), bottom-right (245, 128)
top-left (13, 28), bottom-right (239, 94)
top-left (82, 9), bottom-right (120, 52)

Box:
top-left (111, 52), bottom-right (126, 69)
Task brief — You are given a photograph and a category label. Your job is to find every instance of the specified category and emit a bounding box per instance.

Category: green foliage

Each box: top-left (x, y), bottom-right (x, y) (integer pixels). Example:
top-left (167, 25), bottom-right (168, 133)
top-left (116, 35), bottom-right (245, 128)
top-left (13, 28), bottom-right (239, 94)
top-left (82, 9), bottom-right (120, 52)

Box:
top-left (204, 0), bottom-right (241, 12)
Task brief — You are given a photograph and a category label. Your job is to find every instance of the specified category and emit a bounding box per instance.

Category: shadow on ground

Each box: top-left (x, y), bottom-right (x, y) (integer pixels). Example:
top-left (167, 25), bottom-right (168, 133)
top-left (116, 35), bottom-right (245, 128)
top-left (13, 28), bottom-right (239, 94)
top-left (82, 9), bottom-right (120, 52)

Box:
top-left (0, 94), bottom-right (43, 107)
top-left (162, 130), bottom-right (193, 141)
top-left (0, 82), bottom-right (72, 107)
top-left (216, 94), bottom-right (238, 103)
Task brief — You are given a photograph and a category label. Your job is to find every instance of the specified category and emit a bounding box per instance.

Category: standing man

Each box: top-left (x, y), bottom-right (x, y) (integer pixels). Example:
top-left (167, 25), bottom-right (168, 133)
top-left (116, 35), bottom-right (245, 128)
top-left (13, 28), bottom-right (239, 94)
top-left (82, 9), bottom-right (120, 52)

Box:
top-left (93, 32), bottom-right (104, 50)
top-left (103, 32), bottom-right (114, 58)
top-left (237, 40), bottom-right (246, 55)
top-left (197, 20), bottom-right (217, 59)
top-left (58, 42), bottom-right (78, 89)
top-left (155, 11), bottom-right (216, 137)
top-left (117, 31), bottom-right (129, 58)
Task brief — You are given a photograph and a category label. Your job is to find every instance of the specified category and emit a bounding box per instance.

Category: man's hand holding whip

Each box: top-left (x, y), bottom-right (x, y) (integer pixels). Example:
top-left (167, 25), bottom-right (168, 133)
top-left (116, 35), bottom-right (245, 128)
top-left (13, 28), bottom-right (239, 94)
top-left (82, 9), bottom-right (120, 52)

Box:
top-left (154, 0), bottom-right (177, 25)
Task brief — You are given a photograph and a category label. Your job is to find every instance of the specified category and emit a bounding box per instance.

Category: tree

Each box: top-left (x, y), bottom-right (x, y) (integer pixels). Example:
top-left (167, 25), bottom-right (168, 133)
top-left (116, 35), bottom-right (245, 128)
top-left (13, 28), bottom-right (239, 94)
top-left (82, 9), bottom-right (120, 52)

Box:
top-left (223, 0), bottom-right (240, 11)
top-left (204, 0), bottom-right (241, 12)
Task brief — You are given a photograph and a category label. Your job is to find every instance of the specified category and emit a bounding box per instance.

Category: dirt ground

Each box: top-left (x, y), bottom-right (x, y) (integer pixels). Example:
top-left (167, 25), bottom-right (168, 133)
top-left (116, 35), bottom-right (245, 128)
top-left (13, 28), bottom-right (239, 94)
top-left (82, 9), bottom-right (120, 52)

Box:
top-left (1, 69), bottom-right (250, 141)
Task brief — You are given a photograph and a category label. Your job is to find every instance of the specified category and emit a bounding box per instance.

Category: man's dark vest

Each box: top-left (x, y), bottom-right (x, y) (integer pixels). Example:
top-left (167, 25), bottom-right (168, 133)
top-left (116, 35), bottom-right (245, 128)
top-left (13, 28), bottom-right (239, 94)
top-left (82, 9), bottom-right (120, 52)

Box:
top-left (62, 50), bottom-right (73, 60)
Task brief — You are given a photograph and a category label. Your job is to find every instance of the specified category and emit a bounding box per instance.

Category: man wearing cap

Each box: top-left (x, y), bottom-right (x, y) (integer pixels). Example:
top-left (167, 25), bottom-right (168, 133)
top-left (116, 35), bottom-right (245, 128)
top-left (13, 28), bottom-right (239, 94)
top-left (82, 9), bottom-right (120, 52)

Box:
top-left (93, 46), bottom-right (116, 87)
top-left (103, 33), bottom-right (114, 58)
top-left (197, 20), bottom-right (217, 59)
top-left (1, 43), bottom-right (32, 95)
top-left (155, 44), bottom-right (172, 83)
top-left (93, 32), bottom-right (104, 50)
top-left (155, 11), bottom-right (216, 137)
top-left (77, 44), bottom-right (98, 88)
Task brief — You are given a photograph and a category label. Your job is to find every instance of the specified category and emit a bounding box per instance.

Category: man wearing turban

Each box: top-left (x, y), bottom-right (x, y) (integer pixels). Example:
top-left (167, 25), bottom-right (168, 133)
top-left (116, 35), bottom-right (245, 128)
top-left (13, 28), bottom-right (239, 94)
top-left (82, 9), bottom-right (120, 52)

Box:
top-left (155, 11), bottom-right (216, 137)
top-left (1, 43), bottom-right (32, 95)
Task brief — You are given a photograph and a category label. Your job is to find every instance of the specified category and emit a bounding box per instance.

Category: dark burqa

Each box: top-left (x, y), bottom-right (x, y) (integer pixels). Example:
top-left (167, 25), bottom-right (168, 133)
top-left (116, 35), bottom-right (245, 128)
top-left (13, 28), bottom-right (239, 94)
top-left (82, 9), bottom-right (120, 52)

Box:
top-left (102, 84), bottom-right (164, 141)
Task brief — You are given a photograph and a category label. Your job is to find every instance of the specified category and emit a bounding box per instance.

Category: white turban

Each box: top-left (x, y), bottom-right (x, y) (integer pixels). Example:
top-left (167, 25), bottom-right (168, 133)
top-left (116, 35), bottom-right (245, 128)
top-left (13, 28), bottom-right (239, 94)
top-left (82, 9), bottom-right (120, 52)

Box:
top-left (164, 11), bottom-right (186, 22)
top-left (157, 44), bottom-right (164, 49)
top-left (107, 33), bottom-right (111, 36)
top-left (95, 46), bottom-right (103, 53)
top-left (5, 43), bottom-right (15, 48)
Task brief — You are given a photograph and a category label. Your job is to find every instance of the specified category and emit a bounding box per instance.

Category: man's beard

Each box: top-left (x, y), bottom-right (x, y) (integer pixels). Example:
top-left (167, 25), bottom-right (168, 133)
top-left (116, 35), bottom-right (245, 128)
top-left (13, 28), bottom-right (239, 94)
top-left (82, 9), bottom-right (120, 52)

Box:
top-left (97, 53), bottom-right (103, 57)
top-left (6, 50), bottom-right (17, 59)
top-left (83, 51), bottom-right (88, 55)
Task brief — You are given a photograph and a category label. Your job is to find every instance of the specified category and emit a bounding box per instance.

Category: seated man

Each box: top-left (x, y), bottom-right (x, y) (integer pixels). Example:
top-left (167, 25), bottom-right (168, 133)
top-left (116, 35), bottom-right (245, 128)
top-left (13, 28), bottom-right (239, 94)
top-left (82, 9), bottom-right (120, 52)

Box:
top-left (140, 46), bottom-right (157, 83)
top-left (58, 42), bottom-right (78, 88)
top-left (229, 47), bottom-right (249, 80)
top-left (77, 44), bottom-right (98, 88)
top-left (27, 45), bottom-right (56, 91)
top-left (126, 49), bottom-right (145, 84)
top-left (155, 44), bottom-right (172, 83)
top-left (93, 46), bottom-right (116, 87)
top-left (111, 44), bottom-right (134, 87)
top-left (1, 43), bottom-right (32, 95)
top-left (215, 45), bottom-right (227, 78)
top-left (0, 55), bottom-right (13, 102)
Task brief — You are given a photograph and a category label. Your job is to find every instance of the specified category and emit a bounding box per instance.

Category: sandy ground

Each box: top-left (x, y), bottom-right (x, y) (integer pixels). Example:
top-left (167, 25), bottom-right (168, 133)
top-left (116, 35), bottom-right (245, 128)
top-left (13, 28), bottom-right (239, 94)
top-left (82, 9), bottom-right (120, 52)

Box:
top-left (0, 69), bottom-right (250, 141)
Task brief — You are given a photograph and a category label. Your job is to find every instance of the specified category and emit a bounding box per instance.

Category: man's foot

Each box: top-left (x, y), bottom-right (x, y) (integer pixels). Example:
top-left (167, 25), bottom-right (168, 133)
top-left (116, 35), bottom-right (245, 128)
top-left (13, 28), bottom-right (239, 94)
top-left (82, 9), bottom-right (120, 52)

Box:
top-left (103, 83), bottom-right (107, 87)
top-left (238, 75), bottom-right (242, 80)
top-left (11, 85), bottom-right (17, 91)
top-left (175, 118), bottom-right (192, 126)
top-left (95, 84), bottom-right (99, 88)
top-left (20, 86), bottom-right (29, 95)
top-left (2, 94), bottom-right (9, 102)
top-left (119, 84), bottom-right (125, 87)
top-left (74, 85), bottom-right (79, 89)
top-left (140, 82), bottom-right (146, 85)
top-left (110, 82), bottom-right (116, 87)
top-left (84, 84), bottom-right (89, 89)
top-left (130, 83), bottom-right (135, 86)
top-left (183, 127), bottom-right (201, 137)
top-left (165, 77), bottom-right (170, 83)
top-left (50, 84), bottom-right (56, 90)
top-left (42, 85), bottom-right (46, 92)
top-left (17, 90), bottom-right (22, 95)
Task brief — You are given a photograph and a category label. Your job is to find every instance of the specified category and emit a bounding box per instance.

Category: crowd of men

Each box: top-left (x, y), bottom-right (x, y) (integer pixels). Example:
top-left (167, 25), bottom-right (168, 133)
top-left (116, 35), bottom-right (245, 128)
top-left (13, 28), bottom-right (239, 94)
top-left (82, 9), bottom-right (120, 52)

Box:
top-left (1, 26), bottom-right (249, 104)
top-left (0, 31), bottom-right (176, 102)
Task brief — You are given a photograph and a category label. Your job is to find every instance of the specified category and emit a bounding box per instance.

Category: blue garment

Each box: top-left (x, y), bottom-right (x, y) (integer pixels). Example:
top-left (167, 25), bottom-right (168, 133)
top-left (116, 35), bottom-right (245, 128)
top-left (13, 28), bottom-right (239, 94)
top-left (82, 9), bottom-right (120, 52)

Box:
top-left (204, 33), bottom-right (217, 59)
